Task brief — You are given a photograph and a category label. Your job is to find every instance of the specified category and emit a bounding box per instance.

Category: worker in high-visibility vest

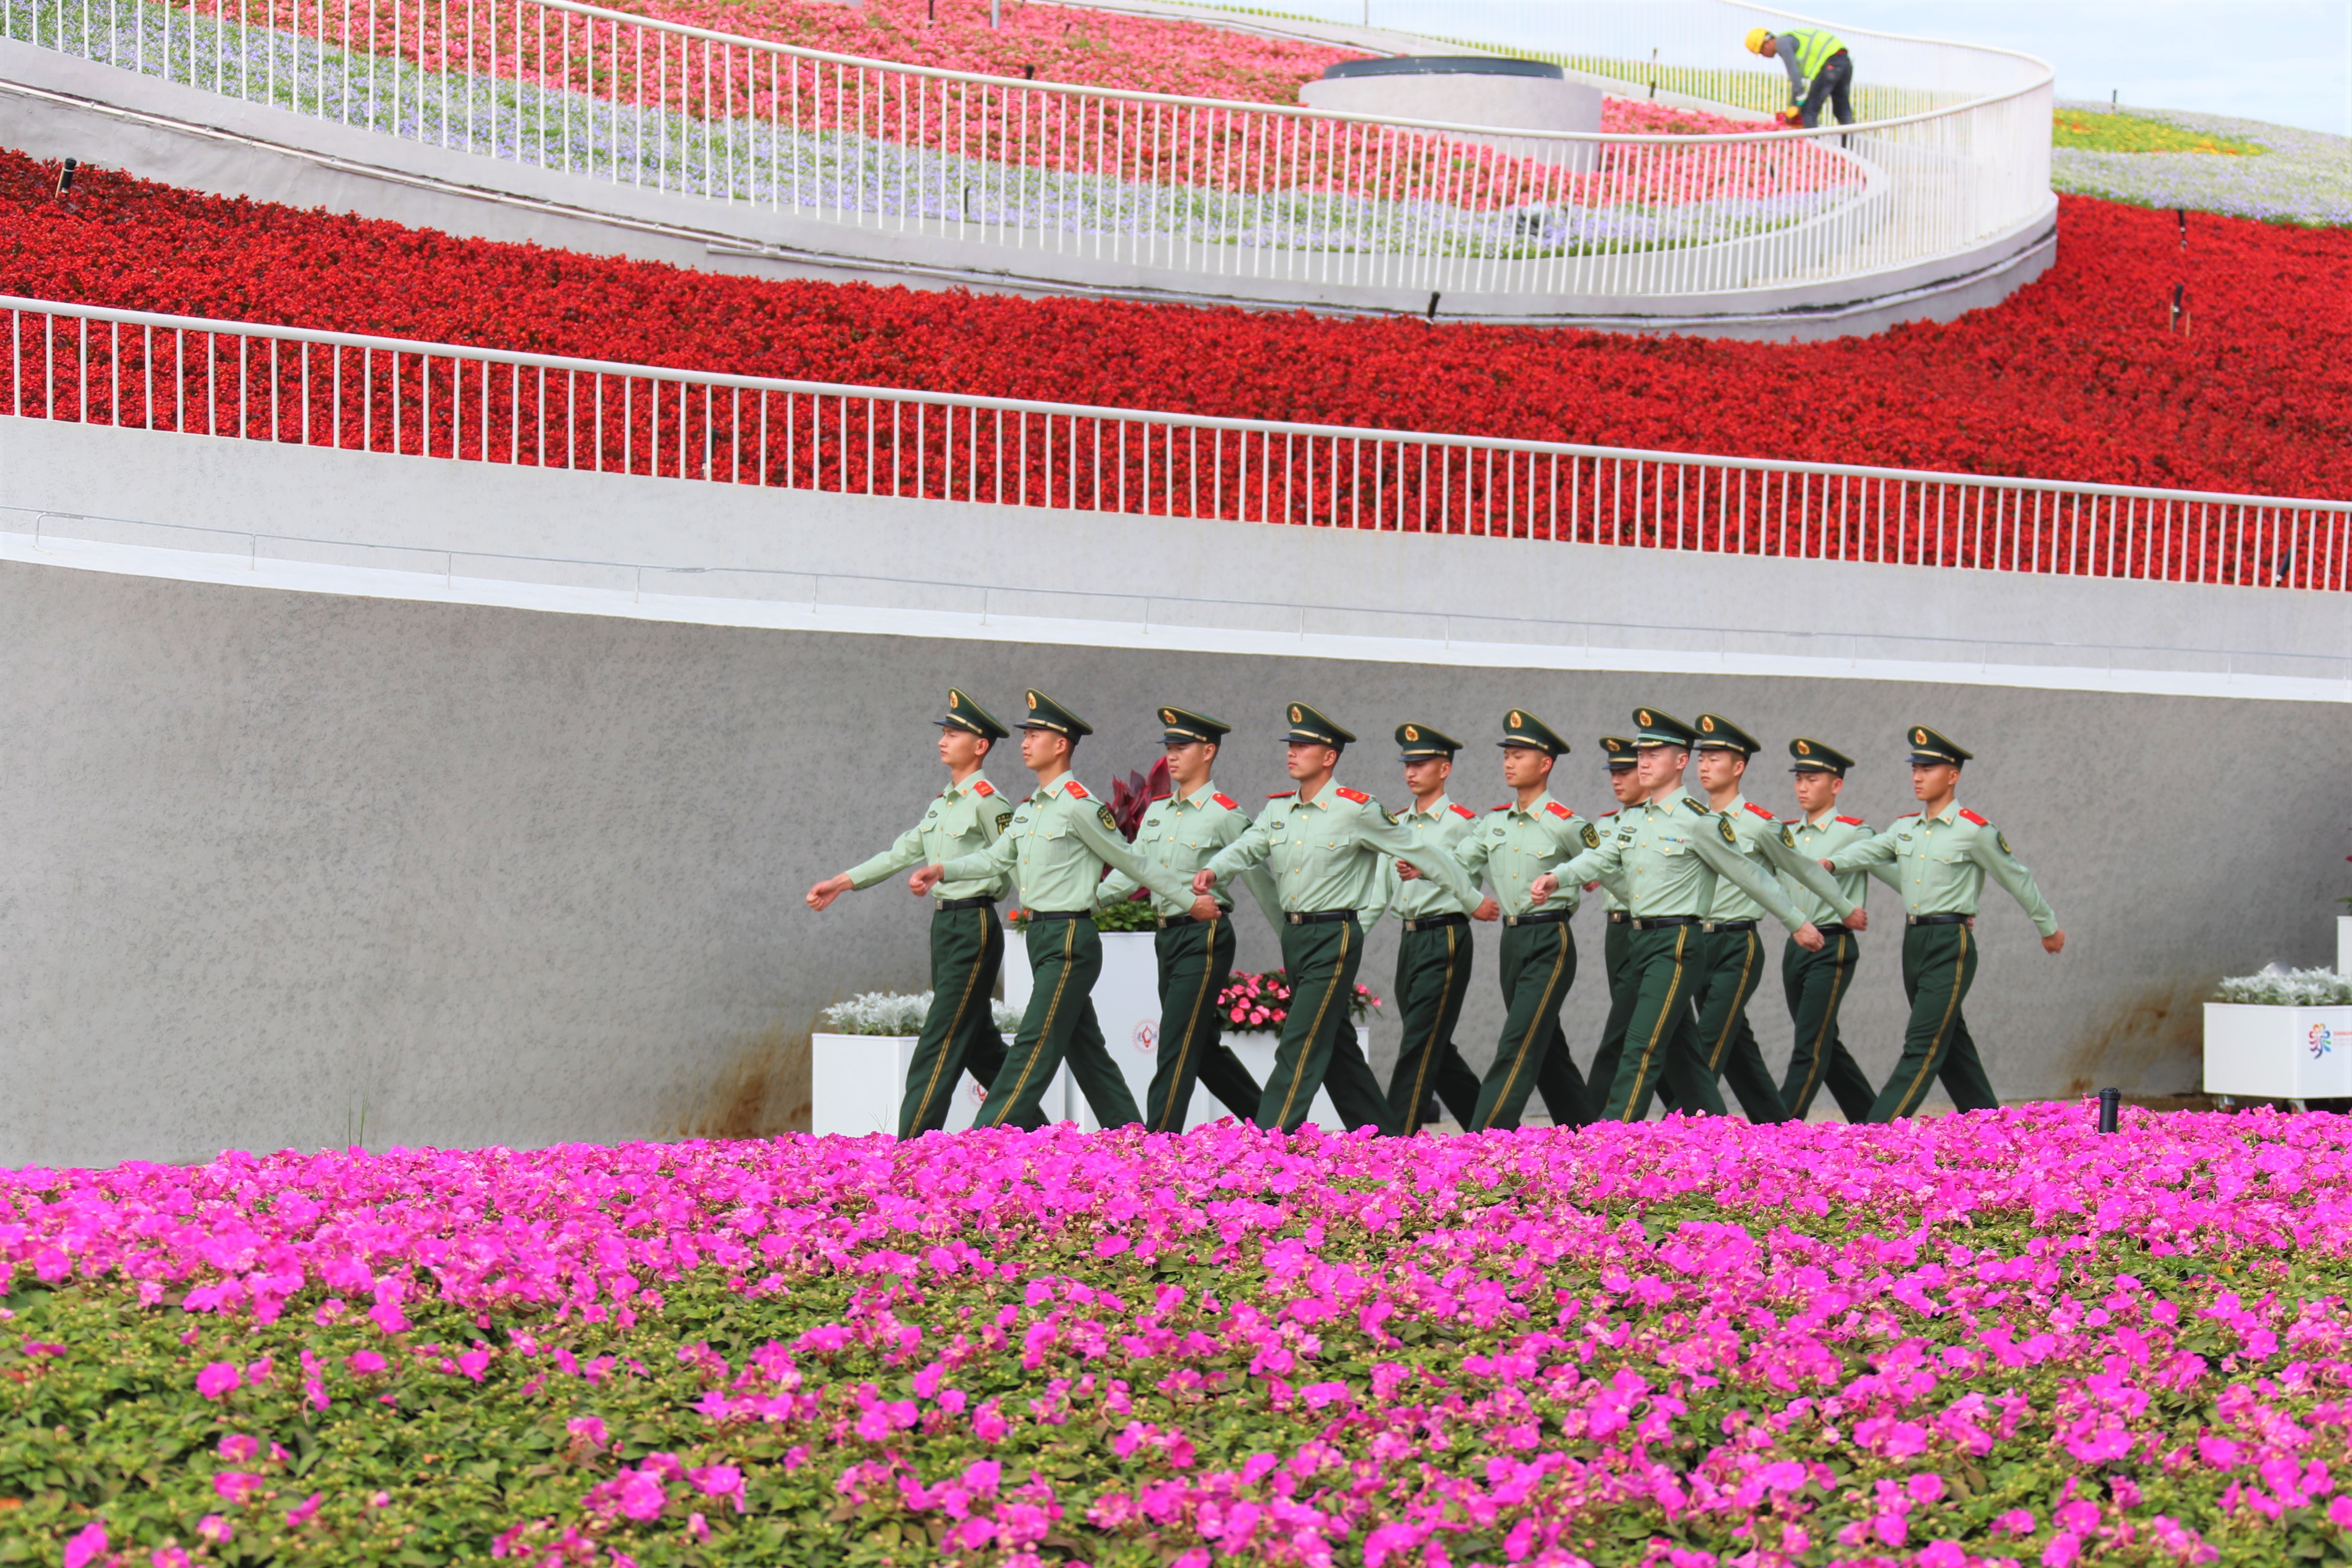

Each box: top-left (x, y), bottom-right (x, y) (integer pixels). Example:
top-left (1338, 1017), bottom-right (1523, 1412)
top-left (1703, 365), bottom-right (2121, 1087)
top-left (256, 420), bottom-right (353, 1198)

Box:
top-left (1746, 25), bottom-right (1854, 129)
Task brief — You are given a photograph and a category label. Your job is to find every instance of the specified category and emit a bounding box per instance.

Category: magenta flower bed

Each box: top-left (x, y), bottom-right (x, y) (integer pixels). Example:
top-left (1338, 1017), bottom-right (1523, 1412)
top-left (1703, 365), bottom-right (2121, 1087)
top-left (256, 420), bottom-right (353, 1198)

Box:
top-left (3, 1105), bottom-right (2351, 1567)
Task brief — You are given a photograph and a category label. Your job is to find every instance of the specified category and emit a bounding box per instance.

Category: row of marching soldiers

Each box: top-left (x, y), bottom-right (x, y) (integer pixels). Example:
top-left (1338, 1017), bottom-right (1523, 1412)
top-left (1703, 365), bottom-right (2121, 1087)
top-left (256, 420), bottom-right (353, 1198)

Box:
top-left (808, 691), bottom-right (2063, 1138)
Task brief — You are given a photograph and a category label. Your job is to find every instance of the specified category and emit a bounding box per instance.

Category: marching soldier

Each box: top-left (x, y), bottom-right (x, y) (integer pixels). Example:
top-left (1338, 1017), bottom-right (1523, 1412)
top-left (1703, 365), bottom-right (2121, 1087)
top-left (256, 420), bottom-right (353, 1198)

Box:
top-left (1195, 703), bottom-right (1483, 1134)
top-left (1096, 707), bottom-right (1280, 1132)
top-left (1582, 735), bottom-right (1650, 1118)
top-left (1778, 737), bottom-right (1886, 1121)
top-left (1381, 723), bottom-right (1489, 1136)
top-left (1823, 726), bottom-right (2064, 1122)
top-left (1452, 711), bottom-right (1599, 1132)
top-left (806, 688), bottom-right (1016, 1137)
top-left (913, 691), bottom-right (1217, 1130)
top-left (1686, 714), bottom-right (1866, 1124)
top-left (1531, 709), bottom-right (1825, 1122)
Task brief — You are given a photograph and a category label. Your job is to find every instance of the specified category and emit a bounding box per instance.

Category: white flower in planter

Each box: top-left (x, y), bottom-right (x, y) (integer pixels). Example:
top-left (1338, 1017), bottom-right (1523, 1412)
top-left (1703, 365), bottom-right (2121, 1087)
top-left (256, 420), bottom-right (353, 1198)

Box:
top-left (821, 991), bottom-right (1021, 1036)
top-left (2213, 966), bottom-right (2352, 1008)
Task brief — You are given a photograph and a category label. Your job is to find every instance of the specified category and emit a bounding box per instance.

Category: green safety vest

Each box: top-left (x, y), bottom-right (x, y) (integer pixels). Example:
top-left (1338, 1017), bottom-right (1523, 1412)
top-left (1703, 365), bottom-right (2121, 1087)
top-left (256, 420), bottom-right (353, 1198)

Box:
top-left (1788, 27), bottom-right (1847, 79)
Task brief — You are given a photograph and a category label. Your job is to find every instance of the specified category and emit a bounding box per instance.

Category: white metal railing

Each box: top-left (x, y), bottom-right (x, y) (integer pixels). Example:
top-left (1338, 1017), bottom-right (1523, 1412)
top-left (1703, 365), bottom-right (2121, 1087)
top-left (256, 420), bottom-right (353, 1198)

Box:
top-left (15, 294), bottom-right (2343, 590)
top-left (6, 0), bottom-right (2053, 299)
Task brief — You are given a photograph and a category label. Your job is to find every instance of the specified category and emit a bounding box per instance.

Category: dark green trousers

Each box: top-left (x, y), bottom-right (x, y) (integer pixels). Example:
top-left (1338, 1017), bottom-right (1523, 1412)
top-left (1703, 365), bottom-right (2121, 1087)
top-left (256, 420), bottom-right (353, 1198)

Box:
top-left (1469, 918), bottom-right (1586, 1132)
top-left (1145, 917), bottom-right (1263, 1132)
top-left (1257, 916), bottom-right (1396, 1135)
top-left (1868, 921), bottom-right (2000, 1122)
top-left (1690, 927), bottom-right (1792, 1123)
top-left (898, 902), bottom-right (1010, 1138)
top-left (979, 916), bottom-right (1141, 1131)
top-left (1385, 920), bottom-right (1481, 1134)
top-left (1585, 916), bottom-right (1644, 1121)
top-left (1598, 924), bottom-right (1721, 1121)
top-left (1780, 929), bottom-right (1876, 1121)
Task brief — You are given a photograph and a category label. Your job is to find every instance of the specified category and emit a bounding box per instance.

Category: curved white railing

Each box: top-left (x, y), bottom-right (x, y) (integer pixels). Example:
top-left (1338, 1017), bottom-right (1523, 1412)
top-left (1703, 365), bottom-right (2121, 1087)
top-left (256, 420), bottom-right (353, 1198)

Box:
top-left (6, 0), bottom-right (2053, 302)
top-left (9, 295), bottom-right (2344, 590)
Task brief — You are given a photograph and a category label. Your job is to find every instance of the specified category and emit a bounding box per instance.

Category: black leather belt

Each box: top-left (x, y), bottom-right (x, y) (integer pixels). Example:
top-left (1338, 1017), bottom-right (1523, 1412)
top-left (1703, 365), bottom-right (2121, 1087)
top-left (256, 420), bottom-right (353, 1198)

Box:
top-left (1157, 908), bottom-right (1232, 929)
top-left (1505, 909), bottom-right (1570, 927)
top-left (1286, 909), bottom-right (1357, 925)
top-left (1909, 913), bottom-right (1973, 927)
top-left (1632, 915), bottom-right (1702, 929)
top-left (1606, 910), bottom-right (1631, 925)
top-left (1704, 920), bottom-right (1759, 934)
top-left (1402, 914), bottom-right (1468, 932)
top-left (1813, 923), bottom-right (1849, 936)
top-left (1027, 908), bottom-right (1094, 923)
top-left (936, 896), bottom-right (997, 911)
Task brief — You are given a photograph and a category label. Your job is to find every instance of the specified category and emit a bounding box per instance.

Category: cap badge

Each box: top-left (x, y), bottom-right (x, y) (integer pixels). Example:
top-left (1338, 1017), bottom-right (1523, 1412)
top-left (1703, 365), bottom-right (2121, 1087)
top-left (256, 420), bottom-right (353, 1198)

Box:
top-left (1699, 716), bottom-right (1716, 733)
top-left (1027, 692), bottom-right (1039, 710)
top-left (1404, 724), bottom-right (1419, 741)
top-left (1636, 709), bottom-right (1653, 726)
top-left (1795, 740), bottom-right (1810, 755)
top-left (949, 691), bottom-right (961, 709)
top-left (1161, 709), bottom-right (1174, 725)
top-left (1914, 728), bottom-right (1927, 744)
top-left (1290, 705), bottom-right (1302, 724)
top-left (1508, 711), bottom-right (1522, 728)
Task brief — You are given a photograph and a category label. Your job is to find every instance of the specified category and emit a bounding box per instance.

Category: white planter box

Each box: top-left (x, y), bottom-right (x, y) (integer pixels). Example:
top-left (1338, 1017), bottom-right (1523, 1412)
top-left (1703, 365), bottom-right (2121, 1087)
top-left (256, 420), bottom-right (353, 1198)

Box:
top-left (1004, 930), bottom-right (1346, 1131)
top-left (2203, 1004), bottom-right (2352, 1101)
top-left (2337, 915), bottom-right (2352, 976)
top-left (810, 1033), bottom-right (1069, 1136)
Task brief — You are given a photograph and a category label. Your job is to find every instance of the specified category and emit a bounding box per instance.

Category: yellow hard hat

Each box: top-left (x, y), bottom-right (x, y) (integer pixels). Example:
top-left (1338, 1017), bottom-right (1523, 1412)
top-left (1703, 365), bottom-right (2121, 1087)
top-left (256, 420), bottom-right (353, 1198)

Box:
top-left (1744, 26), bottom-right (1773, 54)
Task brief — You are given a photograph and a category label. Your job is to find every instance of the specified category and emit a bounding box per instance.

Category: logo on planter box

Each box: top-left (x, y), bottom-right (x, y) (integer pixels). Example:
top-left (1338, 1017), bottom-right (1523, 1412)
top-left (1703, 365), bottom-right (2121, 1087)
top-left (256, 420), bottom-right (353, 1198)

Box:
top-left (1132, 1022), bottom-right (1158, 1055)
top-left (2309, 1021), bottom-right (2335, 1060)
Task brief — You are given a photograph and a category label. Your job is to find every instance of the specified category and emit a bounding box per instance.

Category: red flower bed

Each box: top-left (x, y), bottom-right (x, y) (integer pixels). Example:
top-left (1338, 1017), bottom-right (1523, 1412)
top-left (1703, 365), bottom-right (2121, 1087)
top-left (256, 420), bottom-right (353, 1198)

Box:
top-left (2, 151), bottom-right (2347, 568)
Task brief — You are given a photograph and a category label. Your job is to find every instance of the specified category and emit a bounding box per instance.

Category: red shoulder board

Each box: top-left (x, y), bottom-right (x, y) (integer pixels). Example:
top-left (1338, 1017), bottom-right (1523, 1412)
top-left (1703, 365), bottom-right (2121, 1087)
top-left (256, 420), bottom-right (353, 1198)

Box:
top-left (1835, 815), bottom-right (1865, 826)
top-left (1450, 803), bottom-right (1477, 820)
top-left (971, 779), bottom-right (995, 797)
top-left (1268, 790), bottom-right (1295, 799)
top-left (1958, 809), bottom-right (1989, 826)
top-left (1744, 802), bottom-right (1775, 820)
top-left (1334, 787), bottom-right (1371, 804)
top-left (1064, 781), bottom-right (1090, 800)
top-left (1545, 801), bottom-right (1573, 819)
top-left (1212, 793), bottom-right (1238, 811)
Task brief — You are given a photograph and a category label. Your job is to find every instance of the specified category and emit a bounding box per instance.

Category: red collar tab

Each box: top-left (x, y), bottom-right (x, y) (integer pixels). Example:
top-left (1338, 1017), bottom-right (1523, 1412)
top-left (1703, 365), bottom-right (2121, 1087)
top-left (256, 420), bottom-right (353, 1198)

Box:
top-left (971, 779), bottom-right (995, 797)
top-left (1600, 809), bottom-right (1621, 819)
top-left (1449, 803), bottom-right (1476, 820)
top-left (1063, 780), bottom-right (1090, 800)
top-left (1744, 802), bottom-right (1775, 819)
top-left (1835, 815), bottom-right (1865, 826)
top-left (1490, 803), bottom-right (1513, 813)
top-left (1958, 808), bottom-right (1989, 826)
top-left (1896, 811), bottom-right (1923, 819)
top-left (1212, 792), bottom-right (1238, 811)
top-left (1334, 786), bottom-right (1371, 804)
top-left (1268, 789), bottom-right (1296, 798)
top-left (1545, 801), bottom-right (1573, 819)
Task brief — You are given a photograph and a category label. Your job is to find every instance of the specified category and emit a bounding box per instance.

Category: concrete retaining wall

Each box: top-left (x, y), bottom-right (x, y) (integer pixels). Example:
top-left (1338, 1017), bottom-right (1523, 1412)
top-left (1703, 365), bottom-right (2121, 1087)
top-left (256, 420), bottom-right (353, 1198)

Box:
top-left (0, 418), bottom-right (2346, 1168)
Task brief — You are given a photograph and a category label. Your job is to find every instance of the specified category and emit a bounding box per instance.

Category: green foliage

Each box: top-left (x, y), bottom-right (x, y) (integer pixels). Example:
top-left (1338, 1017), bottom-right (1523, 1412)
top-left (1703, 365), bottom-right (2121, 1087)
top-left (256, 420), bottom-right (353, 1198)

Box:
top-left (2053, 107), bottom-right (2266, 156)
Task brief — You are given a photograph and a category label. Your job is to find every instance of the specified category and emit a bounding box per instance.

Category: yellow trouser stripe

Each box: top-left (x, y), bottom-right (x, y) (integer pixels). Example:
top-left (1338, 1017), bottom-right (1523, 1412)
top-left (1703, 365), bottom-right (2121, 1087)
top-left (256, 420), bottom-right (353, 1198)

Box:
top-left (1893, 927), bottom-right (1970, 1117)
top-left (1796, 933), bottom-right (1853, 1110)
top-left (1153, 930), bottom-right (1220, 1133)
top-left (1275, 921), bottom-right (1349, 1130)
top-left (1620, 927), bottom-right (1688, 1121)
top-left (1477, 927), bottom-right (1569, 1131)
top-left (1704, 929), bottom-right (1759, 1072)
top-left (987, 920), bottom-right (1077, 1127)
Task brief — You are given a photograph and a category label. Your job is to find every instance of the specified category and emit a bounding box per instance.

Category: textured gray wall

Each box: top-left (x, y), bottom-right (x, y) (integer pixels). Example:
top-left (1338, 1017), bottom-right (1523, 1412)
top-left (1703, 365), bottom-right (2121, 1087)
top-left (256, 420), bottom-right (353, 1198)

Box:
top-left (0, 551), bottom-right (2344, 1169)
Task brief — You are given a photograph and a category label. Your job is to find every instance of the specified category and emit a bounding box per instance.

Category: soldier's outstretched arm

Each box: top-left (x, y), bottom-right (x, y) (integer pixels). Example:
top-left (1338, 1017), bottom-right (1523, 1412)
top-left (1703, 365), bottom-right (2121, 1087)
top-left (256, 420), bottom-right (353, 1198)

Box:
top-left (1202, 808), bottom-right (1278, 894)
top-left (1528, 832), bottom-right (1623, 902)
top-left (1758, 828), bottom-right (1859, 921)
top-left (1067, 800), bottom-right (1199, 909)
top-left (1095, 864), bottom-right (1141, 908)
top-left (934, 827), bottom-right (1019, 888)
top-left (1691, 817), bottom-right (1816, 936)
top-left (1825, 826), bottom-right (1899, 875)
top-left (813, 820), bottom-right (928, 908)
top-left (1972, 828), bottom-right (2061, 940)
top-left (1352, 809), bottom-right (1479, 910)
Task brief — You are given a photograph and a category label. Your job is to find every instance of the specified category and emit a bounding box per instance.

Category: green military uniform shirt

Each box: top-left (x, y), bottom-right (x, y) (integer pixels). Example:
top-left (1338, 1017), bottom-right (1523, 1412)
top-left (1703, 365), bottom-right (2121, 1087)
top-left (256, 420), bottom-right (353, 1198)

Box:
top-left (1709, 794), bottom-right (1859, 924)
top-left (938, 774), bottom-right (1196, 912)
top-left (1387, 795), bottom-right (1484, 921)
top-left (1457, 790), bottom-right (1599, 917)
top-left (1207, 779), bottom-right (1481, 916)
top-left (1783, 809), bottom-right (1890, 926)
top-left (1097, 782), bottom-right (1280, 922)
top-left (1827, 803), bottom-right (2059, 935)
top-left (1593, 809), bottom-right (1632, 913)
top-left (1550, 789), bottom-right (1810, 928)
top-left (845, 771), bottom-right (1012, 903)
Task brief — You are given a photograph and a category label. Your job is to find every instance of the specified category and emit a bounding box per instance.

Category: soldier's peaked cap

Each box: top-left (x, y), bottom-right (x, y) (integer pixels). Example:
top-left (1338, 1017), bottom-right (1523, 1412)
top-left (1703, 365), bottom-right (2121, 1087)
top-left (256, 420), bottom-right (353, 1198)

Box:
top-left (1598, 735), bottom-right (1638, 771)
top-left (1282, 703), bottom-right (1354, 747)
top-left (1906, 725), bottom-right (1972, 766)
top-left (1018, 689), bottom-right (1093, 738)
top-left (1498, 710), bottom-right (1570, 757)
top-left (1692, 713), bottom-right (1762, 756)
top-left (1395, 722), bottom-right (1462, 761)
top-left (1632, 708), bottom-right (1699, 748)
top-left (1158, 706), bottom-right (1231, 745)
top-left (938, 687), bottom-right (1010, 740)
top-left (1788, 737), bottom-right (1855, 775)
